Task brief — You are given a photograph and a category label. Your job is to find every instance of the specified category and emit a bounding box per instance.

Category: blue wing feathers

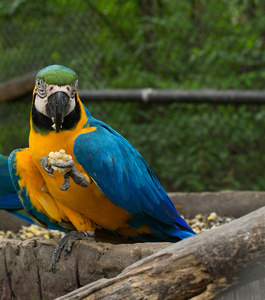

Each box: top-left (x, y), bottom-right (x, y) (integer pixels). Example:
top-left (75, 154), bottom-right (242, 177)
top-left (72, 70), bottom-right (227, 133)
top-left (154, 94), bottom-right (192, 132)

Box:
top-left (74, 116), bottom-right (195, 240)
top-left (0, 154), bottom-right (23, 210)
top-left (0, 154), bottom-right (17, 194)
top-left (0, 194), bottom-right (23, 209)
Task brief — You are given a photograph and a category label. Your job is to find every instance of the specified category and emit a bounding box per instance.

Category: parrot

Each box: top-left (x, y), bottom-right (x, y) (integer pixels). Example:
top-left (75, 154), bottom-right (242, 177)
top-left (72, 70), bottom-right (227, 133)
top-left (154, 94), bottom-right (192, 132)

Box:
top-left (5, 65), bottom-right (195, 267)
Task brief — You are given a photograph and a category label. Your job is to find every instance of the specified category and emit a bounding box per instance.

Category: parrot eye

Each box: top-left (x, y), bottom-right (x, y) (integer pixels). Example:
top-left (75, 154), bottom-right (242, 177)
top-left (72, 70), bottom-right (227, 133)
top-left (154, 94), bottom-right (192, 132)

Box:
top-left (36, 78), bottom-right (48, 99)
top-left (71, 79), bottom-right (78, 98)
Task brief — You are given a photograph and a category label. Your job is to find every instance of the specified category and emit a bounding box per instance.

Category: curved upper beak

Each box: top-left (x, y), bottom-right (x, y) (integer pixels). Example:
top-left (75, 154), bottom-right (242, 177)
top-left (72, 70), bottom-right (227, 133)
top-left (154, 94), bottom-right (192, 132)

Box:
top-left (46, 92), bottom-right (70, 132)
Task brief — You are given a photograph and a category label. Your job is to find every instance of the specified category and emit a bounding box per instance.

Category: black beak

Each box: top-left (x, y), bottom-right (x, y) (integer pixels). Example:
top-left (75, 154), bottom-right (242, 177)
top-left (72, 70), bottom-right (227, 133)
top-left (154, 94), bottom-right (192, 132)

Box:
top-left (46, 92), bottom-right (70, 132)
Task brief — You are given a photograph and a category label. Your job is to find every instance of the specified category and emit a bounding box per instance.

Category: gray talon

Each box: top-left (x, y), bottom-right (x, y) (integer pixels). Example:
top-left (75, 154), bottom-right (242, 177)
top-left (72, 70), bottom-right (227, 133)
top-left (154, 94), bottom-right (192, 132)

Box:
top-left (51, 230), bottom-right (95, 271)
top-left (40, 156), bottom-right (55, 177)
top-left (58, 173), bottom-right (71, 191)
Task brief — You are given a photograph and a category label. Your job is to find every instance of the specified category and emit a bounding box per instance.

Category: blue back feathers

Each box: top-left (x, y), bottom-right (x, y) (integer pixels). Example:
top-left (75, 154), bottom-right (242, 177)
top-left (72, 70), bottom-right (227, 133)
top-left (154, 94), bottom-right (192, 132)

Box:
top-left (74, 105), bottom-right (195, 241)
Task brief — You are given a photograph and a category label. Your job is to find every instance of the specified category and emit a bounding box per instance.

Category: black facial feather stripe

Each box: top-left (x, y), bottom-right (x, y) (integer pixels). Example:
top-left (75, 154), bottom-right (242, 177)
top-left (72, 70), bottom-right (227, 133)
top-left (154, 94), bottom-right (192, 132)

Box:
top-left (32, 94), bottom-right (81, 132)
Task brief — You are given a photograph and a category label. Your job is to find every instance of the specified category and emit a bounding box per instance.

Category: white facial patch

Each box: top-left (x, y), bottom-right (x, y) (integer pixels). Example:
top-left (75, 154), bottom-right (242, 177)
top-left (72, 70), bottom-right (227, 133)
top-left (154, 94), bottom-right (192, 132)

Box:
top-left (35, 95), bottom-right (49, 116)
top-left (35, 83), bottom-right (76, 117)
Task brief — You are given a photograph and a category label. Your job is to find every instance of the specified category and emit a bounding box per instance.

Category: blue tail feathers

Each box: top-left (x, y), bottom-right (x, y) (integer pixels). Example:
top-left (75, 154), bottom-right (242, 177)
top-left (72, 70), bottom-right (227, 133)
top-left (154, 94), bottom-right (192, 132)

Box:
top-left (0, 154), bottom-right (32, 224)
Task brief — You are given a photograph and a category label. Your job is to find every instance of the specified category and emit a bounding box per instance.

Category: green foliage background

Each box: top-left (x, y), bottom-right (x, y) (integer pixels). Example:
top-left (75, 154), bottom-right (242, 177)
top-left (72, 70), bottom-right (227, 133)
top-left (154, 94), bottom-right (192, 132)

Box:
top-left (0, 0), bottom-right (265, 192)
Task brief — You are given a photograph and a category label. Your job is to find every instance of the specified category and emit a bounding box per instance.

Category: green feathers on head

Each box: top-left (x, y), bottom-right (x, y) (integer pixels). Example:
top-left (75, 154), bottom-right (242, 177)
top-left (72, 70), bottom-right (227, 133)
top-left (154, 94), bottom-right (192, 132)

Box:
top-left (36, 65), bottom-right (78, 86)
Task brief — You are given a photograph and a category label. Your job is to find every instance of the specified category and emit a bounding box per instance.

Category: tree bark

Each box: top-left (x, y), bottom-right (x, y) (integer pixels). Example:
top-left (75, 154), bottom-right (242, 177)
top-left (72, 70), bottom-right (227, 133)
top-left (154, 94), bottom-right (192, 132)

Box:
top-left (2, 192), bottom-right (265, 299)
top-left (56, 206), bottom-right (265, 300)
top-left (0, 238), bottom-right (170, 300)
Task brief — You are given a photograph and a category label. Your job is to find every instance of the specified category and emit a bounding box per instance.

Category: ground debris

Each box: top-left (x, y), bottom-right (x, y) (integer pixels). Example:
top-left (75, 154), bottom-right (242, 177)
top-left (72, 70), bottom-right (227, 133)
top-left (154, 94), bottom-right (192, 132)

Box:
top-left (0, 224), bottom-right (65, 240)
top-left (186, 212), bottom-right (235, 234)
top-left (0, 212), bottom-right (234, 240)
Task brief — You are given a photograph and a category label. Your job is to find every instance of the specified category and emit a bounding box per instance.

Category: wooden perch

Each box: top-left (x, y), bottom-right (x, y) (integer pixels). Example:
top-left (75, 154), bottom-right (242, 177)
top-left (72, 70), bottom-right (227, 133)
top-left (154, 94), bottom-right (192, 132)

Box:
top-left (1, 193), bottom-right (265, 299)
top-left (0, 71), bottom-right (37, 102)
top-left (169, 191), bottom-right (265, 218)
top-left (56, 206), bottom-right (265, 300)
top-left (0, 238), bottom-right (170, 299)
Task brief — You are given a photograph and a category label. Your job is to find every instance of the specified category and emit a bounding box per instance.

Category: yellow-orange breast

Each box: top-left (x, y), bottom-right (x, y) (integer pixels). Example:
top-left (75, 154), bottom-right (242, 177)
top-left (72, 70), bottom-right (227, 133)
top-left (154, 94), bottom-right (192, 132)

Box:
top-left (28, 125), bottom-right (132, 232)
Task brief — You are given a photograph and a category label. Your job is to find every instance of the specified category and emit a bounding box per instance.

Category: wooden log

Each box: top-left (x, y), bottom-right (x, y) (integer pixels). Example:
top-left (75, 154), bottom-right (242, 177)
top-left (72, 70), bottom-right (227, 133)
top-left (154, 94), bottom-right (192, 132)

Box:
top-left (0, 71), bottom-right (37, 103)
top-left (0, 238), bottom-right (170, 299)
top-left (169, 191), bottom-right (265, 218)
top-left (56, 206), bottom-right (265, 300)
top-left (1, 191), bottom-right (265, 299)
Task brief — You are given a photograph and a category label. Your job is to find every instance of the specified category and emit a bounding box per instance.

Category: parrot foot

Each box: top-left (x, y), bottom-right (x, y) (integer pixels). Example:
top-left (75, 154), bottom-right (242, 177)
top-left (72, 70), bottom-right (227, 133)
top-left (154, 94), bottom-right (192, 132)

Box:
top-left (58, 172), bottom-right (71, 191)
top-left (59, 164), bottom-right (90, 190)
top-left (40, 155), bottom-right (90, 191)
top-left (40, 156), bottom-right (55, 177)
top-left (51, 230), bottom-right (95, 271)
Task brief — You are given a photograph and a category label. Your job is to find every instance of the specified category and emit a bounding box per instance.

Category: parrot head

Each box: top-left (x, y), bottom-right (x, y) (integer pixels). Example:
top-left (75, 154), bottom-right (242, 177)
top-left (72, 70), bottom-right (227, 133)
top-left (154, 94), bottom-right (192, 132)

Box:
top-left (32, 65), bottom-right (81, 133)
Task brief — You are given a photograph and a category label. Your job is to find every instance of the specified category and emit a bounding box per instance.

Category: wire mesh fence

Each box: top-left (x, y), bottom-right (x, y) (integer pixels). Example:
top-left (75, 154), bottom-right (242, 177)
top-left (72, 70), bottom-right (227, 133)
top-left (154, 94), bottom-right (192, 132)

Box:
top-left (1, 0), bottom-right (265, 192)
top-left (0, 1), bottom-right (105, 88)
top-left (1, 0), bottom-right (264, 89)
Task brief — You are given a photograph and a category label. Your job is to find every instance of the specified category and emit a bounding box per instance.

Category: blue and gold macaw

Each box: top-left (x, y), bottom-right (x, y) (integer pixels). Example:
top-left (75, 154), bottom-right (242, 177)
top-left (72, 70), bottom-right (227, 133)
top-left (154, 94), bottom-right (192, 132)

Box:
top-left (4, 65), bottom-right (195, 265)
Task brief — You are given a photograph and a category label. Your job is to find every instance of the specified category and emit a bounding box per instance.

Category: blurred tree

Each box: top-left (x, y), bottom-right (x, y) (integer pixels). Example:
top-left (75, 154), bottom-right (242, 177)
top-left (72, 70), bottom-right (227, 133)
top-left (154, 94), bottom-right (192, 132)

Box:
top-left (0, 0), bottom-right (264, 89)
top-left (0, 0), bottom-right (265, 192)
